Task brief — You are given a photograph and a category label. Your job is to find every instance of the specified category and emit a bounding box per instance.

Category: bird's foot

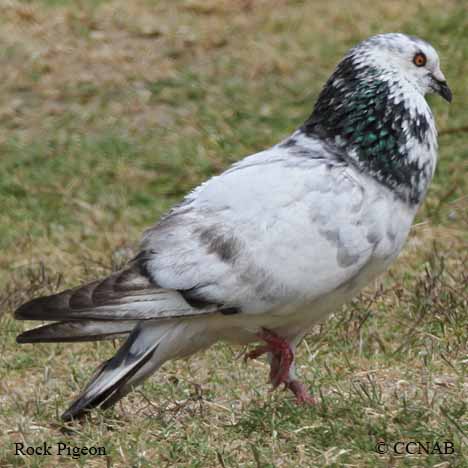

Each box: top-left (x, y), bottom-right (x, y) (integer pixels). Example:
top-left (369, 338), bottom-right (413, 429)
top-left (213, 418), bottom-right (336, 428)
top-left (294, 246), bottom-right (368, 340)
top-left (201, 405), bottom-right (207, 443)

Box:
top-left (245, 328), bottom-right (315, 405)
top-left (244, 345), bottom-right (270, 362)
top-left (285, 380), bottom-right (316, 405)
top-left (245, 328), bottom-right (294, 389)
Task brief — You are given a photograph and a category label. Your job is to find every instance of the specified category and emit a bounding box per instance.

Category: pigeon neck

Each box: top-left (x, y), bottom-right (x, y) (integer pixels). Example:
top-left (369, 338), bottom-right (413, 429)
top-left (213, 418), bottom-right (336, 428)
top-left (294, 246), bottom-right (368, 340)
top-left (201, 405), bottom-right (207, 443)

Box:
top-left (301, 57), bottom-right (437, 206)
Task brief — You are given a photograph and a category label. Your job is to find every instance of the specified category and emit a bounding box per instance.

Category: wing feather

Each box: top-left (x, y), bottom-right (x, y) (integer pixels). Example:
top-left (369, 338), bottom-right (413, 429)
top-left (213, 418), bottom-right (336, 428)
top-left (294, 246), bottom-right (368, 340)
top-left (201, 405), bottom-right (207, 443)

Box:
top-left (14, 263), bottom-right (227, 323)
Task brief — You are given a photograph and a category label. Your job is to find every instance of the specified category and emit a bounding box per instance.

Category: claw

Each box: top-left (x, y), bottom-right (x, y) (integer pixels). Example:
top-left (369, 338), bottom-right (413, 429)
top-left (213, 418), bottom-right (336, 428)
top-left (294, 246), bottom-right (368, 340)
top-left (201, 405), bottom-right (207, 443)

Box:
top-left (287, 380), bottom-right (316, 405)
top-left (244, 345), bottom-right (270, 362)
top-left (245, 328), bottom-right (314, 404)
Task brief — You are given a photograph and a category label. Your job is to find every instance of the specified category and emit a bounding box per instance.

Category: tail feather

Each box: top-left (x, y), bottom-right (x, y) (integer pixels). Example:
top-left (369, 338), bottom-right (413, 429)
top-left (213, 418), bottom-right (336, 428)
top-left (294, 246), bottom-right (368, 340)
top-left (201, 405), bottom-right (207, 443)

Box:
top-left (61, 322), bottom-right (173, 420)
top-left (12, 259), bottom-right (223, 419)
top-left (61, 319), bottom-right (215, 420)
top-left (16, 320), bottom-right (136, 343)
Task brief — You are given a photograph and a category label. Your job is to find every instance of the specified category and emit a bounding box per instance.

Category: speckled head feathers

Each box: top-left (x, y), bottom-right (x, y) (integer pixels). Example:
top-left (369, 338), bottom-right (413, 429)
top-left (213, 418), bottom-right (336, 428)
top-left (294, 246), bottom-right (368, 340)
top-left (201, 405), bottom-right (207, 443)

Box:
top-left (302, 33), bottom-right (450, 206)
top-left (347, 34), bottom-right (448, 97)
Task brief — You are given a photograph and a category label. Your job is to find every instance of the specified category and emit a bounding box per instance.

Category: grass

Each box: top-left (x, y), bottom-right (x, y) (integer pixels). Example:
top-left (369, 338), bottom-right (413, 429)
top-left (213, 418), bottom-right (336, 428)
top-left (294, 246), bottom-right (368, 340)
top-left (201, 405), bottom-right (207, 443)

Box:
top-left (0, 0), bottom-right (467, 466)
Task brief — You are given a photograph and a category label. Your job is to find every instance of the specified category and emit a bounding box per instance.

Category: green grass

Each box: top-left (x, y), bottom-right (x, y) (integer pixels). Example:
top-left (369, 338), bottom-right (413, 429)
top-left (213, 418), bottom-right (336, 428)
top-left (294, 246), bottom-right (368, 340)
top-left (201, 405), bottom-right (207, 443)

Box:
top-left (0, 0), bottom-right (467, 466)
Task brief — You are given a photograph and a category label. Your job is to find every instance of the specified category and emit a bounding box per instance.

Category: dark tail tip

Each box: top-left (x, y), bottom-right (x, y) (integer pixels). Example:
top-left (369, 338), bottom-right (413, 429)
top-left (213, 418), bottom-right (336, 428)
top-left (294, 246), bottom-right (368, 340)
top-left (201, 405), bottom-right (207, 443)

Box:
top-left (14, 296), bottom-right (47, 320)
top-left (16, 333), bottom-right (31, 344)
top-left (60, 377), bottom-right (118, 421)
top-left (14, 303), bottom-right (29, 320)
top-left (61, 406), bottom-right (91, 421)
top-left (16, 323), bottom-right (62, 344)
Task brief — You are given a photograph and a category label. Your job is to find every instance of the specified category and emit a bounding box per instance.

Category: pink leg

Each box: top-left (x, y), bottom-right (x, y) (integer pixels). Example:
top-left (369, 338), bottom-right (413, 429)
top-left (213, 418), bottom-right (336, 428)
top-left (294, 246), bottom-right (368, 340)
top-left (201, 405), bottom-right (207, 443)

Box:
top-left (245, 328), bottom-right (315, 405)
top-left (245, 328), bottom-right (293, 388)
top-left (269, 353), bottom-right (280, 383)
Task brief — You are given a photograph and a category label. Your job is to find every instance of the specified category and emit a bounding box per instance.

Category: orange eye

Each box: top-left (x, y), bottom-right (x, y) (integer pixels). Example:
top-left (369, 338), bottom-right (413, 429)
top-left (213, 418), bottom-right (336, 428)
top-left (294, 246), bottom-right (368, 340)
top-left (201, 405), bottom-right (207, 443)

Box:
top-left (413, 52), bottom-right (427, 67)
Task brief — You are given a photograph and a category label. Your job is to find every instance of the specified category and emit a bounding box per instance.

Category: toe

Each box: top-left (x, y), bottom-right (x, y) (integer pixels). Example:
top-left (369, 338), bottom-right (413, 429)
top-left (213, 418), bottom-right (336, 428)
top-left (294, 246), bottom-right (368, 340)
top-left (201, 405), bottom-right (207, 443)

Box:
top-left (287, 380), bottom-right (315, 405)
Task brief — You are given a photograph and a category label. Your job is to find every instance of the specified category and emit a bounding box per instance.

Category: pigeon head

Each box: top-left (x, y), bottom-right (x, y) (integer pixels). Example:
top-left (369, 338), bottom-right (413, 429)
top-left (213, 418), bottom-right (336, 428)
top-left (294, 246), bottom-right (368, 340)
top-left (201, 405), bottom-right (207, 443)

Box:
top-left (302, 33), bottom-right (451, 206)
top-left (350, 34), bottom-right (452, 102)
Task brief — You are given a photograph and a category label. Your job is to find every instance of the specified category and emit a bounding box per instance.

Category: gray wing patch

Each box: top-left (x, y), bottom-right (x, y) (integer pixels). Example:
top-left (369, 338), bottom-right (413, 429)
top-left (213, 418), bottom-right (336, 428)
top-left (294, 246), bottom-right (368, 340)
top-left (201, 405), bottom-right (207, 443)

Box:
top-left (15, 259), bottom-right (239, 323)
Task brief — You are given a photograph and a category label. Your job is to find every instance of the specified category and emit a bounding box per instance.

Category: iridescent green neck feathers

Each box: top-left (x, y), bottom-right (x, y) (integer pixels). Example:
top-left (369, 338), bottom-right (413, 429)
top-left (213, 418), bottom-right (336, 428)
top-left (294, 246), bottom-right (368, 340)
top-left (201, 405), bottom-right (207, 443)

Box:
top-left (302, 55), bottom-right (436, 205)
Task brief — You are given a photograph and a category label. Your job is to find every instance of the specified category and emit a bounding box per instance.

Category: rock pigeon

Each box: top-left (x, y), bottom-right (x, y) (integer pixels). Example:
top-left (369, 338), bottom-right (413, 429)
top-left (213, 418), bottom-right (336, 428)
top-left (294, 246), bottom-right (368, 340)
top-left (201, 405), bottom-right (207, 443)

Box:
top-left (14, 33), bottom-right (452, 420)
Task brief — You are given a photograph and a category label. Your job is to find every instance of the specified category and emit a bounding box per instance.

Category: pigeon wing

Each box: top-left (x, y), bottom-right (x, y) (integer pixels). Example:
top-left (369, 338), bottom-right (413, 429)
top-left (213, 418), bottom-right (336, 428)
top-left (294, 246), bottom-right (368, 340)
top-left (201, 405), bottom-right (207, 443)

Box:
top-left (140, 142), bottom-right (389, 315)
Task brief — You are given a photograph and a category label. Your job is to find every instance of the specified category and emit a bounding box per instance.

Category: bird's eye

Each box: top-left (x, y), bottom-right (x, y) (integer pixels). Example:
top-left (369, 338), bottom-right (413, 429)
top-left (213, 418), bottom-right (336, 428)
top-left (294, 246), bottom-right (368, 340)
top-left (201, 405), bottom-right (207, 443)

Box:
top-left (413, 52), bottom-right (427, 67)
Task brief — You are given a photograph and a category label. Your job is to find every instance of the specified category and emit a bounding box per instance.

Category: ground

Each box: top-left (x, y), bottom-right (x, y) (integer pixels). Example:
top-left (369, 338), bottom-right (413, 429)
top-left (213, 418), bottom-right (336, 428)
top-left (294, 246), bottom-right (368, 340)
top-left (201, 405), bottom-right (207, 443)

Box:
top-left (0, 0), bottom-right (467, 467)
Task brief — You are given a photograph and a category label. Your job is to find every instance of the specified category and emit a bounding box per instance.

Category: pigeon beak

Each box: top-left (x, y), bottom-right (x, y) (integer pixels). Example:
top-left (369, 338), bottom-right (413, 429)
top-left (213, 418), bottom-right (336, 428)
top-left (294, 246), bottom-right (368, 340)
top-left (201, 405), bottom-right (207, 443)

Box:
top-left (431, 70), bottom-right (452, 103)
top-left (434, 78), bottom-right (452, 102)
